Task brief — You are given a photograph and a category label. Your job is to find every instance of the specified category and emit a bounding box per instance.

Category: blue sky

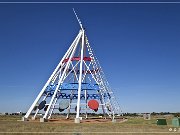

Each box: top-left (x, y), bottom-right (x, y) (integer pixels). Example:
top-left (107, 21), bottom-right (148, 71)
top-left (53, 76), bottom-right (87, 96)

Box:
top-left (0, 2), bottom-right (180, 113)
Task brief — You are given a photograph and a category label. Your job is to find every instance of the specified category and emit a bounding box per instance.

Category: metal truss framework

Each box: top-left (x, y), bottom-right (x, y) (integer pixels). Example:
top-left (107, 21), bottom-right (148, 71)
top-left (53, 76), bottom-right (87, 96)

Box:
top-left (23, 10), bottom-right (122, 122)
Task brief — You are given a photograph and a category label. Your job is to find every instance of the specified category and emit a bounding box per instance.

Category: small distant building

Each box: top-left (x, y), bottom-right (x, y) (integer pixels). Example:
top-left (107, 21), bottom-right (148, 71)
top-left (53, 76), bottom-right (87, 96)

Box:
top-left (137, 113), bottom-right (143, 116)
top-left (16, 111), bottom-right (22, 115)
top-left (37, 113), bottom-right (43, 116)
top-left (143, 113), bottom-right (151, 120)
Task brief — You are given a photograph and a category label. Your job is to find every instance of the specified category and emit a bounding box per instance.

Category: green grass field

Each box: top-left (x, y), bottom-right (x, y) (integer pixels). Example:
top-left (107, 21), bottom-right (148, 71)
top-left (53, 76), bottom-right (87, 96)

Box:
top-left (0, 115), bottom-right (179, 135)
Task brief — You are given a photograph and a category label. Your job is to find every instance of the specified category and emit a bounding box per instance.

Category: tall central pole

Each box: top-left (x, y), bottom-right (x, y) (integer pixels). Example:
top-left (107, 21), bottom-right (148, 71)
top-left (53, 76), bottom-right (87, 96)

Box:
top-left (75, 29), bottom-right (85, 122)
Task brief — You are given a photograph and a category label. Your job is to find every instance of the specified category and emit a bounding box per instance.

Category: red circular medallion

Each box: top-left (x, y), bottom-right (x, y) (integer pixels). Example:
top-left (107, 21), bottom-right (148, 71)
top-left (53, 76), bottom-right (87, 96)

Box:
top-left (88, 100), bottom-right (99, 110)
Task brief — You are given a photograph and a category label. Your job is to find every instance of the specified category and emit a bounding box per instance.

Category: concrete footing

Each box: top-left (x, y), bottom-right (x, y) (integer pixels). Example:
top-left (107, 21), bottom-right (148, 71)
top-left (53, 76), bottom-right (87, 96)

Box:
top-left (22, 117), bottom-right (28, 121)
top-left (40, 118), bottom-right (48, 122)
top-left (112, 119), bottom-right (116, 123)
top-left (74, 118), bottom-right (81, 123)
top-left (31, 117), bottom-right (36, 120)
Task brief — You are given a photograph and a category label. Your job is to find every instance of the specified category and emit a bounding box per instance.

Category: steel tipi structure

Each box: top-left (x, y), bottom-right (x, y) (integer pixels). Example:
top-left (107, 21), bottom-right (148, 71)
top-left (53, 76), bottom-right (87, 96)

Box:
top-left (22, 9), bottom-right (121, 123)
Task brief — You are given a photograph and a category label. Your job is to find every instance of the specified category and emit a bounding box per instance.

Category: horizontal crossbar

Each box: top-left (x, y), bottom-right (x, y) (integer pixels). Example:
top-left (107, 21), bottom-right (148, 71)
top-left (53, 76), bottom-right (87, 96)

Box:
top-left (63, 57), bottom-right (91, 63)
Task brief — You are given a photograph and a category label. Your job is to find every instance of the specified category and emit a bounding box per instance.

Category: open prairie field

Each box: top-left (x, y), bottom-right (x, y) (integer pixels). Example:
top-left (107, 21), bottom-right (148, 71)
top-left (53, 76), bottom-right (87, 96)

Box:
top-left (0, 115), bottom-right (179, 135)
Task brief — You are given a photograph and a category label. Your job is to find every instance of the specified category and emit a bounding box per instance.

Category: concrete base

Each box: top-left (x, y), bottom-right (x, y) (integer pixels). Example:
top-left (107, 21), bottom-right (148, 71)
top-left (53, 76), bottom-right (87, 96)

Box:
top-left (31, 117), bottom-right (36, 120)
top-left (22, 117), bottom-right (28, 121)
top-left (74, 118), bottom-right (81, 123)
top-left (40, 118), bottom-right (48, 122)
top-left (112, 119), bottom-right (117, 123)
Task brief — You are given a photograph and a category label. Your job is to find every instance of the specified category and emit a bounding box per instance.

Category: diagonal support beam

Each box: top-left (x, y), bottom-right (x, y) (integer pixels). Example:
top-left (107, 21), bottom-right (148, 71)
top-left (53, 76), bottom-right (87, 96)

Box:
top-left (43, 30), bottom-right (83, 119)
top-left (24, 31), bottom-right (82, 119)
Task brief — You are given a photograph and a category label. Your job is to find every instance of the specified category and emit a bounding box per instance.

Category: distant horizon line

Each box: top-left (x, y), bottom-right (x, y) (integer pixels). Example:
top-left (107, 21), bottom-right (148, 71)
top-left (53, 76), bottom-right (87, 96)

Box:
top-left (1, 111), bottom-right (179, 114)
top-left (0, 1), bottom-right (180, 4)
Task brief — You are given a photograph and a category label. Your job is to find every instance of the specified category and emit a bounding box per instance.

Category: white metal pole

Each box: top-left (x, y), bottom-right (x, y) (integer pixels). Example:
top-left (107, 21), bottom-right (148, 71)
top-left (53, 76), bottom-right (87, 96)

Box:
top-left (85, 89), bottom-right (88, 119)
top-left (43, 31), bottom-right (82, 119)
top-left (66, 90), bottom-right (73, 119)
top-left (76, 30), bottom-right (85, 119)
top-left (24, 31), bottom-right (82, 119)
top-left (47, 97), bottom-right (58, 119)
